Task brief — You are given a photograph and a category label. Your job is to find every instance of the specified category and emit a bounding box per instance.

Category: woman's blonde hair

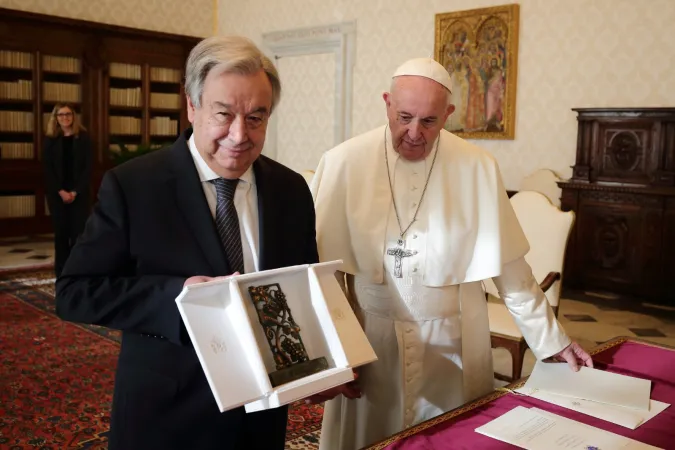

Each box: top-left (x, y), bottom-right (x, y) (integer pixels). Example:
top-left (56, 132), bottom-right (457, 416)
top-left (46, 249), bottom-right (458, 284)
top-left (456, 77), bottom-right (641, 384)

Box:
top-left (46, 103), bottom-right (86, 137)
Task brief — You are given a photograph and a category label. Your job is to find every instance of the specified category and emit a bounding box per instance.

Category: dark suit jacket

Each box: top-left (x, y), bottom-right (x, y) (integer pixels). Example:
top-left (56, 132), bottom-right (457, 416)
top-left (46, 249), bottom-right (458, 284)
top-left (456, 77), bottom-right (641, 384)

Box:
top-left (55, 129), bottom-right (319, 449)
top-left (43, 132), bottom-right (93, 199)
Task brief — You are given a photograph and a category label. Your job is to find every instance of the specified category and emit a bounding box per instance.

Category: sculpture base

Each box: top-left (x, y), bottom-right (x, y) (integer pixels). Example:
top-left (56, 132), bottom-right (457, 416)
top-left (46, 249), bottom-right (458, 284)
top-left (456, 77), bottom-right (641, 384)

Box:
top-left (269, 357), bottom-right (330, 387)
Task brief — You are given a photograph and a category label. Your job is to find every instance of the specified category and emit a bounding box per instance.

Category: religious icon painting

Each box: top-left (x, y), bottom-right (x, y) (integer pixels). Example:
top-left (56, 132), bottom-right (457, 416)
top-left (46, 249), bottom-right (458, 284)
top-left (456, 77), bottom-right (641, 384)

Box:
top-left (434, 4), bottom-right (520, 140)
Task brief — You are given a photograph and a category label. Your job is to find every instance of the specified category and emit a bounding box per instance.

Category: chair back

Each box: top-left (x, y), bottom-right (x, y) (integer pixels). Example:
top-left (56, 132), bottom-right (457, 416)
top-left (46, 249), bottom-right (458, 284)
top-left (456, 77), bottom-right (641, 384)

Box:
top-left (510, 191), bottom-right (575, 308)
top-left (520, 169), bottom-right (562, 207)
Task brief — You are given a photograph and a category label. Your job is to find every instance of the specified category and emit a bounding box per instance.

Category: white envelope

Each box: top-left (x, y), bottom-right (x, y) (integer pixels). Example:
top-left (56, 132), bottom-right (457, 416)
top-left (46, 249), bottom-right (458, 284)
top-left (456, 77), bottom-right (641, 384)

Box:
top-left (524, 361), bottom-right (651, 411)
top-left (475, 406), bottom-right (662, 449)
top-left (515, 387), bottom-right (670, 429)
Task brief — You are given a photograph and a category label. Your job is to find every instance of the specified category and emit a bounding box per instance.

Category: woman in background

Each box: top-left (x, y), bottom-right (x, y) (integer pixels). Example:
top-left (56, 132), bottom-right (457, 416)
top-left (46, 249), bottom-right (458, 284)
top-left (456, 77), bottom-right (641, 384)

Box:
top-left (43, 103), bottom-right (92, 277)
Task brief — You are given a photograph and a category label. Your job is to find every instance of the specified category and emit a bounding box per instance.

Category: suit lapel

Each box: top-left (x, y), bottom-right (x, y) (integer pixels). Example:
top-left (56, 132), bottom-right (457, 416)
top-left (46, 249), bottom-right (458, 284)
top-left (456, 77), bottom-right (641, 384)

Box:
top-left (253, 157), bottom-right (277, 271)
top-left (169, 130), bottom-right (230, 276)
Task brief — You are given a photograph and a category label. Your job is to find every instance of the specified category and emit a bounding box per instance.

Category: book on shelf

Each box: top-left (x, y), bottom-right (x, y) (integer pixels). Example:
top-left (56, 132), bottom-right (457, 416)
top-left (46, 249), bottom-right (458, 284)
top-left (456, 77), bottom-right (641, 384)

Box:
top-left (43, 82), bottom-right (81, 103)
top-left (109, 116), bottom-right (142, 135)
top-left (150, 92), bottom-right (180, 109)
top-left (150, 67), bottom-right (181, 83)
top-left (43, 55), bottom-right (80, 74)
top-left (42, 112), bottom-right (51, 132)
top-left (0, 80), bottom-right (32, 100)
top-left (110, 87), bottom-right (142, 107)
top-left (0, 50), bottom-right (32, 69)
top-left (109, 62), bottom-right (141, 80)
top-left (0, 111), bottom-right (33, 132)
top-left (0, 142), bottom-right (33, 159)
top-left (150, 116), bottom-right (178, 136)
top-left (0, 195), bottom-right (36, 219)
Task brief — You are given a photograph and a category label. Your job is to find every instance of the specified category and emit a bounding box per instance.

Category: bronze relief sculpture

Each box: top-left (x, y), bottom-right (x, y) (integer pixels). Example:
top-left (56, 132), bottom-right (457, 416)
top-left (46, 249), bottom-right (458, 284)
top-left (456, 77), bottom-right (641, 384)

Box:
top-left (248, 283), bottom-right (328, 386)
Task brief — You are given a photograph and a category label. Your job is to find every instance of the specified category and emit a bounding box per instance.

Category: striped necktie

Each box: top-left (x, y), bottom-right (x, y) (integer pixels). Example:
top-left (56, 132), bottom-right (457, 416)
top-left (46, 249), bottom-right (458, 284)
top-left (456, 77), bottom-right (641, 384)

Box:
top-left (210, 178), bottom-right (244, 274)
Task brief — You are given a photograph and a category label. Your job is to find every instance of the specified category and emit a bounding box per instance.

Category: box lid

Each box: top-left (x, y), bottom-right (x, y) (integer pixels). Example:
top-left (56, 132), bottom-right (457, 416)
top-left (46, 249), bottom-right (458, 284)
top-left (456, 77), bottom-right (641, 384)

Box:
top-left (176, 279), bottom-right (270, 410)
top-left (175, 260), bottom-right (376, 412)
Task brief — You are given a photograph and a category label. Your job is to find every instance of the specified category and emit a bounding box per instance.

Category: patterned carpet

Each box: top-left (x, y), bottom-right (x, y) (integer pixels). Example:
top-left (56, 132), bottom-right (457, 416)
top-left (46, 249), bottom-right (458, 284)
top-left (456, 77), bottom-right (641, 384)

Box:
top-left (0, 269), bottom-right (323, 449)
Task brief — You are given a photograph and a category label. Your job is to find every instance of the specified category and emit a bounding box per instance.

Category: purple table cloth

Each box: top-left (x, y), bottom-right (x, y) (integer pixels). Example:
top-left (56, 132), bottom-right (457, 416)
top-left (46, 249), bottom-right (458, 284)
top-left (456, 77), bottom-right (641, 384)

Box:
top-left (365, 337), bottom-right (675, 449)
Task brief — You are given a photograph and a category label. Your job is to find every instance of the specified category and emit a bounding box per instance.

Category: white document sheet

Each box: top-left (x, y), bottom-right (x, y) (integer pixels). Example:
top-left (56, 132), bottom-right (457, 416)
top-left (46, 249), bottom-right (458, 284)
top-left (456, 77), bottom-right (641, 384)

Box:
top-left (524, 361), bottom-right (651, 411)
top-left (514, 387), bottom-right (670, 429)
top-left (475, 406), bottom-right (662, 449)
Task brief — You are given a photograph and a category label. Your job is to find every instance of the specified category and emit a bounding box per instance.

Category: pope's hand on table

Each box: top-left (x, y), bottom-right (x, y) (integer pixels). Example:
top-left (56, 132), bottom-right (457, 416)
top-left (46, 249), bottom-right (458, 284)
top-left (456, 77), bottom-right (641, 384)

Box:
top-left (551, 341), bottom-right (594, 371)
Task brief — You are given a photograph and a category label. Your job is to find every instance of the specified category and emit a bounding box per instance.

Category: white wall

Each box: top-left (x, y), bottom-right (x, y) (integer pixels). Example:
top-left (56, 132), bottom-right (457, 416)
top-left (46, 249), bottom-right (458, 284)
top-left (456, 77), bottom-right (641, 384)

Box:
top-left (218, 0), bottom-right (675, 189)
top-left (0, 0), bottom-right (214, 37)
top-left (275, 53), bottom-right (337, 173)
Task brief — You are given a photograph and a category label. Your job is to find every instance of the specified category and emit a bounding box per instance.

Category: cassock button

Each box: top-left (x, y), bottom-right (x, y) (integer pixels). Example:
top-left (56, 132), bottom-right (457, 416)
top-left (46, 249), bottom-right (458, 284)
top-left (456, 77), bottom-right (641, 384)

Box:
top-left (412, 268), bottom-right (418, 273)
top-left (413, 234), bottom-right (418, 239)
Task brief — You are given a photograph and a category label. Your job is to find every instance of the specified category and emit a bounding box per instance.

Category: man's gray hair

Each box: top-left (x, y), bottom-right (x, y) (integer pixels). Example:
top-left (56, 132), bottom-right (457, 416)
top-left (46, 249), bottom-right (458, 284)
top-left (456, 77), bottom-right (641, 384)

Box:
top-left (185, 35), bottom-right (281, 111)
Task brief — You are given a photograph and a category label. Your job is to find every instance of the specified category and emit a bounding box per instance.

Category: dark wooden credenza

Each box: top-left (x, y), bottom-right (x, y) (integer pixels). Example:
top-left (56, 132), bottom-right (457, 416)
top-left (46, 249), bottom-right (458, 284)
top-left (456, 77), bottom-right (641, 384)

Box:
top-left (559, 108), bottom-right (675, 305)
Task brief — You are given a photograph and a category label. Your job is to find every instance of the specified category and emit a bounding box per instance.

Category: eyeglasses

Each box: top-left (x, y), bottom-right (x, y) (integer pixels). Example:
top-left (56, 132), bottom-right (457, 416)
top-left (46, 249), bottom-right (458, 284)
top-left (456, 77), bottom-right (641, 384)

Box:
top-left (56, 112), bottom-right (73, 118)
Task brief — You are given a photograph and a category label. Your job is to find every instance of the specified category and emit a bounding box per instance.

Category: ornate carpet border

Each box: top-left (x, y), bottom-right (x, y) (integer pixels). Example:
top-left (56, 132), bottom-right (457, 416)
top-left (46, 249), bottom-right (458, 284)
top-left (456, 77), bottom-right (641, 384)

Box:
top-left (0, 262), bottom-right (54, 274)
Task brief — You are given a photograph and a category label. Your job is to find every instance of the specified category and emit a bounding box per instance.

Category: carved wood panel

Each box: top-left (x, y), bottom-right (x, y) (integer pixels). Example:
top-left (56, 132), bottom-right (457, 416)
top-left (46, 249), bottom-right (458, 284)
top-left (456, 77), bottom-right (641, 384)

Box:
top-left (580, 189), bottom-right (662, 207)
top-left (596, 122), bottom-right (655, 184)
top-left (577, 203), bottom-right (641, 292)
top-left (640, 208), bottom-right (664, 299)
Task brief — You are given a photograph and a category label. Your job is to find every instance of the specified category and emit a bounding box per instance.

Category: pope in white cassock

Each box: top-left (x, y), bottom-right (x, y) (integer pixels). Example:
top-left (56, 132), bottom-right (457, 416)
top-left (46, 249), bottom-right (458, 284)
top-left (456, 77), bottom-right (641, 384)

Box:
top-left (308, 58), bottom-right (594, 450)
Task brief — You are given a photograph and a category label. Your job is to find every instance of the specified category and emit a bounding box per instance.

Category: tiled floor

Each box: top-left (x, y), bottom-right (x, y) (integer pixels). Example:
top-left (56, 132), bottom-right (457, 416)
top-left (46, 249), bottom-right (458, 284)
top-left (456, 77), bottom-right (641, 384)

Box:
top-left (492, 297), bottom-right (675, 381)
top-left (0, 235), bottom-right (55, 271)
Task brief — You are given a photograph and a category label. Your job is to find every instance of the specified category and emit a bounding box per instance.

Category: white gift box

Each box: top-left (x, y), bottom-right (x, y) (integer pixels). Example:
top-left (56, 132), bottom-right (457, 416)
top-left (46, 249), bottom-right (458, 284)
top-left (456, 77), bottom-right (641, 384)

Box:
top-left (175, 260), bottom-right (378, 413)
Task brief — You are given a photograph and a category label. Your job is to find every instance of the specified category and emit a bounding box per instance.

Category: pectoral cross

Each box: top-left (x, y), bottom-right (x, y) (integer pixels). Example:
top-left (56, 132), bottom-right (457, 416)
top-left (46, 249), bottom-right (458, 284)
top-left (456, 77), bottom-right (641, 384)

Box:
top-left (387, 239), bottom-right (417, 278)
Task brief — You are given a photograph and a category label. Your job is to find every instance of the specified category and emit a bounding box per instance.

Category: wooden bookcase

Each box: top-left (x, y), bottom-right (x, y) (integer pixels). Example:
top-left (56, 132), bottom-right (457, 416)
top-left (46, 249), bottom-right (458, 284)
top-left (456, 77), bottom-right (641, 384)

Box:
top-left (0, 8), bottom-right (200, 237)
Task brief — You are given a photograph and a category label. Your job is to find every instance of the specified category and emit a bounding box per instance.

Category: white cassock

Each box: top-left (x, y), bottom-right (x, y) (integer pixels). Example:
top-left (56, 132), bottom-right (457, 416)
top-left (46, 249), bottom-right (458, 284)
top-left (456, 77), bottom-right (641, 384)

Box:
top-left (310, 125), bottom-right (571, 450)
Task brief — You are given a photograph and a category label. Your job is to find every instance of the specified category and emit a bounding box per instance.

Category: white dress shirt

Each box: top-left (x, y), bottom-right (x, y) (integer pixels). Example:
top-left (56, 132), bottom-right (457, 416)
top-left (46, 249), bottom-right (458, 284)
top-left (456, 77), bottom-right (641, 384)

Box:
top-left (187, 134), bottom-right (260, 273)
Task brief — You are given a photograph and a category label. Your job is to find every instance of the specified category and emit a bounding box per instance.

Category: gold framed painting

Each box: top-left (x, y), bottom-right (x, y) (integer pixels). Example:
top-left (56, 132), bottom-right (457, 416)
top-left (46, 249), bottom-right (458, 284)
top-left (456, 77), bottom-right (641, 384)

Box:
top-left (435, 4), bottom-right (520, 140)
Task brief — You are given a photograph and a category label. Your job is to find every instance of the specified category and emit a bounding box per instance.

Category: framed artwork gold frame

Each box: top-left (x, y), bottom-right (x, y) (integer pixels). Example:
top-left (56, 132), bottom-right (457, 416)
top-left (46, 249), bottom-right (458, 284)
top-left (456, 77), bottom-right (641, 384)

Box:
top-left (434, 4), bottom-right (520, 140)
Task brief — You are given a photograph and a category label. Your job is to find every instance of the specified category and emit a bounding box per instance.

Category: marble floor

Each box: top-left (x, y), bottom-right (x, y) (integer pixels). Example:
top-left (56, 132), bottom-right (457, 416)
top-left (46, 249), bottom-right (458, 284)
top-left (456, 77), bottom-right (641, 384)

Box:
top-left (0, 234), bottom-right (55, 271)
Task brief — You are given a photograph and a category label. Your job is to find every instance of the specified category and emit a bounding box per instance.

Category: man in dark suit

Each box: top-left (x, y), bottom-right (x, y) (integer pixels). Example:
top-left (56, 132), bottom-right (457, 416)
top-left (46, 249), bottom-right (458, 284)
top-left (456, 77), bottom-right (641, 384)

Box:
top-left (55, 35), bottom-right (319, 450)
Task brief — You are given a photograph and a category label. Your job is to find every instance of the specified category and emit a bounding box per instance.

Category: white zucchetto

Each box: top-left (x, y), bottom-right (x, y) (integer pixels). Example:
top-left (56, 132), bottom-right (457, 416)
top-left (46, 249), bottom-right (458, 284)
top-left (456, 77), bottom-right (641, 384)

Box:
top-left (392, 58), bottom-right (453, 93)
